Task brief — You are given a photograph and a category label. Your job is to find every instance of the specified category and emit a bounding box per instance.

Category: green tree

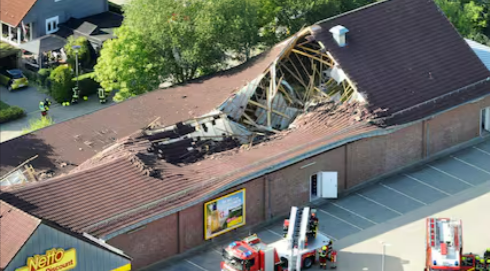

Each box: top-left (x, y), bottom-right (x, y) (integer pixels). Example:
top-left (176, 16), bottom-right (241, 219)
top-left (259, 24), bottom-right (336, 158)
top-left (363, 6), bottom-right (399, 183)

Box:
top-left (49, 65), bottom-right (74, 103)
top-left (212, 0), bottom-right (261, 61)
top-left (124, 0), bottom-right (262, 83)
top-left (64, 36), bottom-right (92, 69)
top-left (94, 25), bottom-right (162, 102)
top-left (436, 0), bottom-right (488, 37)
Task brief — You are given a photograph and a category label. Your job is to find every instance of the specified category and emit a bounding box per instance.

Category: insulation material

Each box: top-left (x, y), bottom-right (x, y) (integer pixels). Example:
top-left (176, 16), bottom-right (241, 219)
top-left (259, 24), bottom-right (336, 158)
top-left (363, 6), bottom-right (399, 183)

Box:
top-left (255, 94), bottom-right (301, 130)
top-left (218, 74), bottom-right (264, 121)
top-left (325, 65), bottom-right (347, 84)
top-left (186, 117), bottom-right (252, 144)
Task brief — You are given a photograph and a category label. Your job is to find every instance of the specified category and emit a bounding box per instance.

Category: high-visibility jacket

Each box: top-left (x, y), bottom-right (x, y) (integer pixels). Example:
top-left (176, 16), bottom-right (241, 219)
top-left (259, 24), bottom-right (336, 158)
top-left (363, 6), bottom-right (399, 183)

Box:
top-left (319, 249), bottom-right (327, 258)
top-left (98, 88), bottom-right (106, 98)
top-left (39, 102), bottom-right (46, 111)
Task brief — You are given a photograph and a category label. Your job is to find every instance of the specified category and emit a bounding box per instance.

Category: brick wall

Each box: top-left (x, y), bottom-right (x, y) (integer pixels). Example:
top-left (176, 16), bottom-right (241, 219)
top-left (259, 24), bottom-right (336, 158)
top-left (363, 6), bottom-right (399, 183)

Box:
top-left (178, 204), bottom-right (203, 253)
top-left (346, 123), bottom-right (424, 188)
top-left (107, 214), bottom-right (178, 269)
top-left (108, 95), bottom-right (490, 269)
top-left (267, 146), bottom-right (346, 217)
top-left (427, 100), bottom-right (481, 155)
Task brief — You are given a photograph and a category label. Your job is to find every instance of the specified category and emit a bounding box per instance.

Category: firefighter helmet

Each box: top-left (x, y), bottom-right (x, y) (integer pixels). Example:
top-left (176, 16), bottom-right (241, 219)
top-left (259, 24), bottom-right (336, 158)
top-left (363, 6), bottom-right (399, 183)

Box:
top-left (322, 246), bottom-right (327, 250)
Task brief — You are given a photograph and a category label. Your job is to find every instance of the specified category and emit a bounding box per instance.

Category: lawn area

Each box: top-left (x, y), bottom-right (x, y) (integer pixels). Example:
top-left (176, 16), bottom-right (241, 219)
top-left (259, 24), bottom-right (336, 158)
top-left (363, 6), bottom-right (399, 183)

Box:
top-left (0, 42), bottom-right (19, 58)
top-left (0, 101), bottom-right (10, 110)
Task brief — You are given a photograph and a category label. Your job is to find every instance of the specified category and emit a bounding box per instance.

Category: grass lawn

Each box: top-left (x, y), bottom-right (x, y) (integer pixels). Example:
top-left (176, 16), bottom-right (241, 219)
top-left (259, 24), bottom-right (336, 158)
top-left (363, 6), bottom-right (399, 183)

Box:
top-left (0, 41), bottom-right (19, 58)
top-left (0, 101), bottom-right (10, 110)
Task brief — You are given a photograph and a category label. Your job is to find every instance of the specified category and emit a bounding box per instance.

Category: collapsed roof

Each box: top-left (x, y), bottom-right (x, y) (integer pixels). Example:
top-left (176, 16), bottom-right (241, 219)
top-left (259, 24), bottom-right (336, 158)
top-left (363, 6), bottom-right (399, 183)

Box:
top-left (1, 0), bottom-right (490, 238)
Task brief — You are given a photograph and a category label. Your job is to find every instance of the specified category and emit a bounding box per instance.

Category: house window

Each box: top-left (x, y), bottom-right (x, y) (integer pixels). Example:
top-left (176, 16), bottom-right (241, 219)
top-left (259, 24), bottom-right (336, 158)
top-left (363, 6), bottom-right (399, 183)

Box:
top-left (45, 16), bottom-right (59, 34)
top-left (482, 107), bottom-right (490, 135)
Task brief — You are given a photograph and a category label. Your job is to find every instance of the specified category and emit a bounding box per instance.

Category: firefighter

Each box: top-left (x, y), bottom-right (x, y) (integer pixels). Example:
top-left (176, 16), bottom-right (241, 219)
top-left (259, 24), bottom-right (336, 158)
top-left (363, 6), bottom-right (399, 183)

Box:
top-left (39, 100), bottom-right (47, 116)
top-left (309, 210), bottom-right (319, 238)
top-left (319, 246), bottom-right (328, 270)
top-left (476, 259), bottom-right (485, 271)
top-left (485, 249), bottom-right (490, 260)
top-left (98, 88), bottom-right (107, 104)
top-left (485, 259), bottom-right (490, 271)
top-left (71, 87), bottom-right (79, 104)
top-left (283, 219), bottom-right (289, 237)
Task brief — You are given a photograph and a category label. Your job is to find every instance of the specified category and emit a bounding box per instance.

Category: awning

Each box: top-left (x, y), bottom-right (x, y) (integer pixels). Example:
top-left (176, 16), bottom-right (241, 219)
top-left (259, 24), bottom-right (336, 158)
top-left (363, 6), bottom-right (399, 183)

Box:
top-left (19, 34), bottom-right (67, 55)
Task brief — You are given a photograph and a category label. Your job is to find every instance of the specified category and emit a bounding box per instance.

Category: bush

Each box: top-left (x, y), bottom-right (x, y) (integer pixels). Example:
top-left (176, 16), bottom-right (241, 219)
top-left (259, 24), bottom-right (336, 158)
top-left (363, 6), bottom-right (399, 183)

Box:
top-left (0, 106), bottom-right (25, 124)
top-left (22, 116), bottom-right (55, 134)
top-left (72, 72), bottom-right (100, 96)
top-left (49, 65), bottom-right (74, 103)
top-left (21, 69), bottom-right (38, 83)
top-left (37, 68), bottom-right (52, 87)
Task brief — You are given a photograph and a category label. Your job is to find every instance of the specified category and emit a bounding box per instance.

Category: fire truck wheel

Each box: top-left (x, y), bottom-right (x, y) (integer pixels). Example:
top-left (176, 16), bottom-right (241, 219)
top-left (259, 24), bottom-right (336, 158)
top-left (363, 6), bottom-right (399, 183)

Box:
top-left (303, 257), bottom-right (314, 269)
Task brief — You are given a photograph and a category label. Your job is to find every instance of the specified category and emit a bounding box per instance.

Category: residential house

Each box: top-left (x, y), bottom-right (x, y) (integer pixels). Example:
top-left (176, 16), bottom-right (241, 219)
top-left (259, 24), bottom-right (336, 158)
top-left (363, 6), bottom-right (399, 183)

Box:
top-left (0, 0), bottom-right (122, 68)
top-left (1, 0), bottom-right (490, 269)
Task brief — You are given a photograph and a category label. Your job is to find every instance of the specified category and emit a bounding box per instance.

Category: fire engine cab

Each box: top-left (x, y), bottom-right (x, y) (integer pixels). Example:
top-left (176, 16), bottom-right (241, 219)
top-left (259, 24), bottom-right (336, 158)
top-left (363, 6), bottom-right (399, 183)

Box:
top-left (221, 206), bottom-right (335, 271)
top-left (425, 218), bottom-right (477, 271)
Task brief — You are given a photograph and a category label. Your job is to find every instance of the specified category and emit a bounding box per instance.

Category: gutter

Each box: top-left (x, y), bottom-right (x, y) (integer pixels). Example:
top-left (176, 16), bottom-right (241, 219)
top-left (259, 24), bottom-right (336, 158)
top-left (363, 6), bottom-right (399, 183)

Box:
top-left (102, 90), bottom-right (490, 240)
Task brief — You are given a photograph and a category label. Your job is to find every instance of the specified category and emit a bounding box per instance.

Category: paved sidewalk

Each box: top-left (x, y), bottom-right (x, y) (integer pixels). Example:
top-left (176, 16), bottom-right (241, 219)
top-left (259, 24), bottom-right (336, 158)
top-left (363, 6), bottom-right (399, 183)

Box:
top-left (0, 85), bottom-right (114, 142)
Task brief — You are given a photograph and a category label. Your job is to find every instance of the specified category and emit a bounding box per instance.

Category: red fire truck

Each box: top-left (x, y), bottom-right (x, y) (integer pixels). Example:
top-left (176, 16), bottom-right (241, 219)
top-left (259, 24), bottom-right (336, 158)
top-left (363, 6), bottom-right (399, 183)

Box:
top-left (221, 207), bottom-right (336, 271)
top-left (425, 218), bottom-right (479, 271)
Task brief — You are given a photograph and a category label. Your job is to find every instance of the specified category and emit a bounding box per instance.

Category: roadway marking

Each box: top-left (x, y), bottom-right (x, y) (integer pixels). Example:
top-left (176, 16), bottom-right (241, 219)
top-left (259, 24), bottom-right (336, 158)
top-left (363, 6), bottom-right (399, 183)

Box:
top-left (379, 183), bottom-right (427, 206)
top-left (213, 248), bottom-right (222, 255)
top-left (266, 228), bottom-right (284, 238)
top-left (426, 164), bottom-right (475, 187)
top-left (355, 193), bottom-right (403, 216)
top-left (318, 209), bottom-right (364, 231)
top-left (473, 146), bottom-right (490, 157)
top-left (319, 231), bottom-right (338, 241)
top-left (451, 155), bottom-right (490, 175)
top-left (185, 259), bottom-right (210, 271)
top-left (328, 202), bottom-right (378, 225)
top-left (403, 173), bottom-right (452, 196)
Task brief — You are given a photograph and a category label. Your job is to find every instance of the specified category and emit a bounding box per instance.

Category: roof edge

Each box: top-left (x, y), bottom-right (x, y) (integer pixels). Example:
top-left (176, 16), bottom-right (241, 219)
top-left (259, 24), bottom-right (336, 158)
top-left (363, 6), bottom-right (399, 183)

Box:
top-left (101, 90), bottom-right (490, 240)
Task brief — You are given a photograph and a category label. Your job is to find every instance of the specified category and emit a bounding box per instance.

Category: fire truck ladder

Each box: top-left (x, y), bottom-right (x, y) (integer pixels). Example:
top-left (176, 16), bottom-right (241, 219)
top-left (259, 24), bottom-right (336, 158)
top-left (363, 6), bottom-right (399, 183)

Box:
top-left (286, 206), bottom-right (310, 270)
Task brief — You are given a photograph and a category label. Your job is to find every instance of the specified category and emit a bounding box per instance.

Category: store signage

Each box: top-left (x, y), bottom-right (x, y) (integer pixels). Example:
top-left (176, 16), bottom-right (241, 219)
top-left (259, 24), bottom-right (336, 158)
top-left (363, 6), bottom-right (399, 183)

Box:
top-left (204, 189), bottom-right (246, 240)
top-left (15, 248), bottom-right (77, 271)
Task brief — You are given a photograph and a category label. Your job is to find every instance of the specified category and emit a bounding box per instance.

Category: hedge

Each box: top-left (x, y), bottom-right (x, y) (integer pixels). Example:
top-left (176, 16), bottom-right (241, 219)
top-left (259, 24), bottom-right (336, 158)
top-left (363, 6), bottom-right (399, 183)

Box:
top-left (72, 72), bottom-right (100, 96)
top-left (0, 106), bottom-right (26, 124)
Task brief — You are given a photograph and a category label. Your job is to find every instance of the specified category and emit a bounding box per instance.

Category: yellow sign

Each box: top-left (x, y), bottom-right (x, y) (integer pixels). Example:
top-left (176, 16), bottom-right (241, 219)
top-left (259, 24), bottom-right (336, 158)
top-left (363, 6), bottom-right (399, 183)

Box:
top-left (111, 263), bottom-right (132, 271)
top-left (204, 189), bottom-right (246, 240)
top-left (15, 248), bottom-right (77, 271)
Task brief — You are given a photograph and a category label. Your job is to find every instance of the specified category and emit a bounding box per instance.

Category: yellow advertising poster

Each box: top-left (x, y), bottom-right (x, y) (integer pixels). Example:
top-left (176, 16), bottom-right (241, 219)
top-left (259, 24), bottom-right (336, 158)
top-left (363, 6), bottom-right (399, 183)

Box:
top-left (15, 248), bottom-right (77, 271)
top-left (204, 189), bottom-right (246, 240)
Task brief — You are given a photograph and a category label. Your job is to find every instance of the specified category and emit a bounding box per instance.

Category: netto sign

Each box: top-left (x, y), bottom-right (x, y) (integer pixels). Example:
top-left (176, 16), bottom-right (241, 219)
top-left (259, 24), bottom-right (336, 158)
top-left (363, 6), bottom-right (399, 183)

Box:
top-left (15, 248), bottom-right (77, 271)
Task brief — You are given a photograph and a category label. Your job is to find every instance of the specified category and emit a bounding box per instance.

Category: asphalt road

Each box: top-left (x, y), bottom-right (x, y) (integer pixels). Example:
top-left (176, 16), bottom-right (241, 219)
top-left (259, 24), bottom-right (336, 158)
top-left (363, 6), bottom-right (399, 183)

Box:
top-left (144, 139), bottom-right (490, 271)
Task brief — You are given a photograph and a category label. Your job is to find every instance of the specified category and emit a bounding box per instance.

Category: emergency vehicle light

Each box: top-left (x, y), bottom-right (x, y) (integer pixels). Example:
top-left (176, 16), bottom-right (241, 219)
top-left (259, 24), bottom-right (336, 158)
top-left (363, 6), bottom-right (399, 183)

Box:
top-left (229, 242), bottom-right (237, 248)
top-left (455, 261), bottom-right (458, 266)
top-left (433, 260), bottom-right (437, 265)
top-left (245, 251), bottom-right (252, 257)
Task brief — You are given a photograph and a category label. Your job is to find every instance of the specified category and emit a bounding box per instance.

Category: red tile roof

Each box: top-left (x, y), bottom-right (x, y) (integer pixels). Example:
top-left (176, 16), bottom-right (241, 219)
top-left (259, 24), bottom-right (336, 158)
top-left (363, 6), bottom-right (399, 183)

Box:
top-left (0, 103), bottom-right (380, 238)
top-left (0, 43), bottom-right (288, 177)
top-left (0, 201), bottom-right (40, 269)
top-left (0, 0), bottom-right (37, 27)
top-left (312, 0), bottom-right (490, 121)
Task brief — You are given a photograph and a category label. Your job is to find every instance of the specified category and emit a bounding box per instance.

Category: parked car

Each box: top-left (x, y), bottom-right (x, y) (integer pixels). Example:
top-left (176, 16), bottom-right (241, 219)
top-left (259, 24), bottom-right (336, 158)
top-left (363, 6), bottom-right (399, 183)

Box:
top-left (0, 69), bottom-right (29, 91)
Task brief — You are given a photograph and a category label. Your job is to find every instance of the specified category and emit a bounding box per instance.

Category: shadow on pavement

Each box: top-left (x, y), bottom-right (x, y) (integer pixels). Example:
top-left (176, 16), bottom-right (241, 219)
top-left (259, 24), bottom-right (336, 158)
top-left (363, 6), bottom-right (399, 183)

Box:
top-left (336, 251), bottom-right (409, 271)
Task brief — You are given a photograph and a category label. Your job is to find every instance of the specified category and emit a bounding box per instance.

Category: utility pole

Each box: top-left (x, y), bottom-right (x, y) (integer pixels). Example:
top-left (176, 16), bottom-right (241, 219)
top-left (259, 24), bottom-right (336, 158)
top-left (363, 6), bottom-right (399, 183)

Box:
top-left (380, 241), bottom-right (391, 271)
top-left (72, 45), bottom-right (81, 88)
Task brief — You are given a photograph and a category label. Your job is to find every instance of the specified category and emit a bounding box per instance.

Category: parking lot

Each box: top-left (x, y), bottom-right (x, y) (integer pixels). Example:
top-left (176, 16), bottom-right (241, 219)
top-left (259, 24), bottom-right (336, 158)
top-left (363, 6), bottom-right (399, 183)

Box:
top-left (144, 139), bottom-right (490, 271)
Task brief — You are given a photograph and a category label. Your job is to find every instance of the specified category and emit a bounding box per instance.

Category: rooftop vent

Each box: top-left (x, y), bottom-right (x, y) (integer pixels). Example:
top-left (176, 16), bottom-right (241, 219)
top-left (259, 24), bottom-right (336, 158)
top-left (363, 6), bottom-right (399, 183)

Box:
top-left (329, 25), bottom-right (349, 47)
